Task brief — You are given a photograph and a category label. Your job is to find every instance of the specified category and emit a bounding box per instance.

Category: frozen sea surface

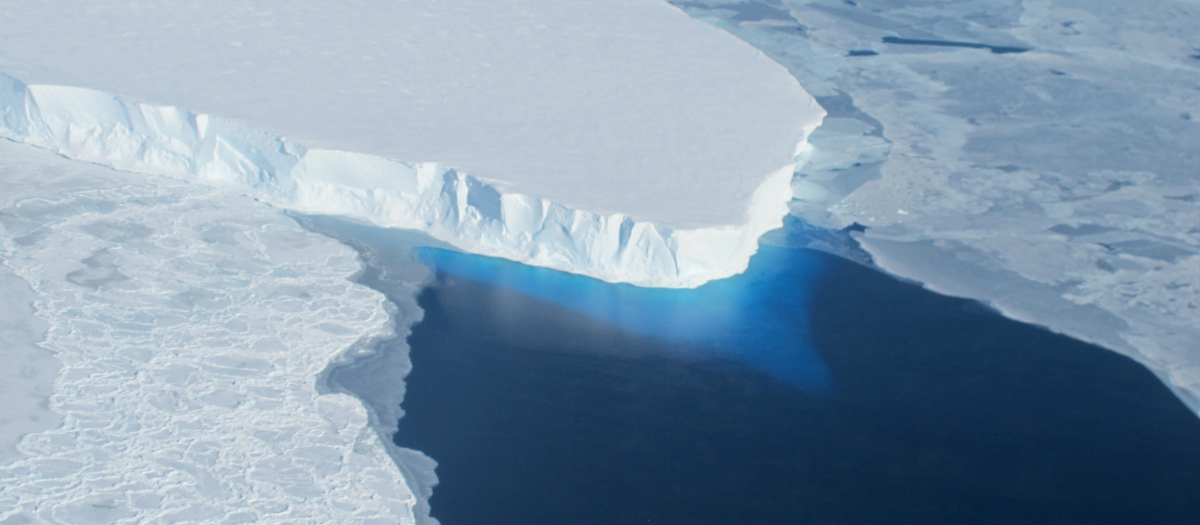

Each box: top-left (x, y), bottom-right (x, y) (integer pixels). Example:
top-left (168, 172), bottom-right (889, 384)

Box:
top-left (671, 0), bottom-right (1200, 414)
top-left (0, 141), bottom-right (428, 524)
top-left (0, 261), bottom-right (57, 465)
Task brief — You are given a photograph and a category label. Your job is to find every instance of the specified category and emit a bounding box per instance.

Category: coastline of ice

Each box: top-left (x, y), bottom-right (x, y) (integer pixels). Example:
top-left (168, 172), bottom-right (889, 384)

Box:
top-left (0, 140), bottom-right (430, 524)
top-left (0, 0), bottom-right (829, 288)
top-left (671, 0), bottom-right (1200, 415)
top-left (303, 215), bottom-right (451, 525)
top-left (0, 71), bottom-right (819, 289)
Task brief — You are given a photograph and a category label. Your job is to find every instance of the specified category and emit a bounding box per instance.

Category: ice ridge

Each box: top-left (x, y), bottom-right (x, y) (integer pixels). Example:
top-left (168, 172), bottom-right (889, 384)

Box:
top-left (0, 71), bottom-right (819, 288)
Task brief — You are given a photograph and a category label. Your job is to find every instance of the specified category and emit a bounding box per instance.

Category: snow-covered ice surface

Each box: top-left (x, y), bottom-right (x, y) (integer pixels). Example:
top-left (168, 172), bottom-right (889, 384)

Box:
top-left (301, 215), bottom-right (447, 523)
top-left (0, 140), bottom-right (429, 524)
top-left (0, 0), bottom-right (825, 288)
top-left (671, 0), bottom-right (1200, 413)
top-left (0, 259), bottom-right (58, 466)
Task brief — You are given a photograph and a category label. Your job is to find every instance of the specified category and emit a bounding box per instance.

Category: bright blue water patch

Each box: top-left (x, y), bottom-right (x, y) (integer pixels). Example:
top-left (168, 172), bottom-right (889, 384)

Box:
top-left (394, 244), bottom-right (1200, 525)
top-left (415, 245), bottom-right (832, 393)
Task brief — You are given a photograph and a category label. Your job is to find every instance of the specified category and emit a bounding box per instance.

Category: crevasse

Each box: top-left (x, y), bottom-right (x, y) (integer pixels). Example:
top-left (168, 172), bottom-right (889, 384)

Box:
top-left (0, 71), bottom-right (820, 288)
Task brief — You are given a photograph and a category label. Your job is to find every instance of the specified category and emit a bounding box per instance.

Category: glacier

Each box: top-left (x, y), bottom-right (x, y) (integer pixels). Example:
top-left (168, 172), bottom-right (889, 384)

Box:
top-left (0, 0), bottom-right (825, 288)
top-left (0, 72), bottom-right (818, 289)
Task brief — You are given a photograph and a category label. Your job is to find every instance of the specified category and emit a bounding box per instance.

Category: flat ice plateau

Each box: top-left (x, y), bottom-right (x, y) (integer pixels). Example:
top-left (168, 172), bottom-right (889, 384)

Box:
top-left (672, 0), bottom-right (1200, 413)
top-left (0, 0), bottom-right (824, 288)
top-left (0, 140), bottom-right (427, 524)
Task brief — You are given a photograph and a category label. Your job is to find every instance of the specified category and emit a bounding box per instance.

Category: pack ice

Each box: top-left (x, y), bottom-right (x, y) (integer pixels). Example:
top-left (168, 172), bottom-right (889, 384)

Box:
top-left (669, 0), bottom-right (1200, 415)
top-left (0, 139), bottom-right (429, 523)
top-left (0, 0), bottom-right (823, 288)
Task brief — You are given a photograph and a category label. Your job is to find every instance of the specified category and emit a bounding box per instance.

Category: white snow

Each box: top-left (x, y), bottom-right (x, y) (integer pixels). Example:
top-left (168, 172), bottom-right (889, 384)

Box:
top-left (0, 140), bottom-right (429, 524)
top-left (0, 0), bottom-right (824, 288)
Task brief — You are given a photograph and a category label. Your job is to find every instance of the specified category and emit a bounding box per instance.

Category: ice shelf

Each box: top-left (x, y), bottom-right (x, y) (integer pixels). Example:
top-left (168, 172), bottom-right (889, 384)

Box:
top-left (0, 0), bottom-right (824, 288)
top-left (0, 69), bottom-right (818, 288)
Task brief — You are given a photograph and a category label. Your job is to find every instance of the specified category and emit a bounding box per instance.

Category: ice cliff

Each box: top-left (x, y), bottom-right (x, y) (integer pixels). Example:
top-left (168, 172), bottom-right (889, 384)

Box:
top-left (0, 71), bottom-right (819, 288)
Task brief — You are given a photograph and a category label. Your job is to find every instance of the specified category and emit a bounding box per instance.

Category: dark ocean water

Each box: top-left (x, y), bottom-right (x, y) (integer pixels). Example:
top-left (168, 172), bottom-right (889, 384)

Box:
top-left (391, 241), bottom-right (1200, 525)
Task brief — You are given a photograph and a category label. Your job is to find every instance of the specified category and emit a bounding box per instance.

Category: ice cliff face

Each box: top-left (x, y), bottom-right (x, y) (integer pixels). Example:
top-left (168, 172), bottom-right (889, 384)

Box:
top-left (0, 71), bottom-right (817, 289)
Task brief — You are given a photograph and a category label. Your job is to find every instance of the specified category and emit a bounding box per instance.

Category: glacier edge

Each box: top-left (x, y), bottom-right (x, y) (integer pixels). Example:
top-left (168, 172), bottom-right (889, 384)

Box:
top-left (0, 71), bottom-right (823, 288)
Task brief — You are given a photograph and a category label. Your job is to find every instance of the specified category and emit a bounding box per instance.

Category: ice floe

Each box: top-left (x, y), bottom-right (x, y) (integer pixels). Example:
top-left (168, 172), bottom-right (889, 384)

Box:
top-left (0, 141), bottom-right (428, 524)
top-left (673, 0), bottom-right (1200, 413)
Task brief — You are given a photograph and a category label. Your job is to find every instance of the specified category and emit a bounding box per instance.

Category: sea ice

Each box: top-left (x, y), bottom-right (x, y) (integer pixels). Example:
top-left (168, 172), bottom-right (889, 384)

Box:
top-left (0, 265), bottom-right (58, 465)
top-left (672, 0), bottom-right (1200, 413)
top-left (0, 140), bottom-right (429, 524)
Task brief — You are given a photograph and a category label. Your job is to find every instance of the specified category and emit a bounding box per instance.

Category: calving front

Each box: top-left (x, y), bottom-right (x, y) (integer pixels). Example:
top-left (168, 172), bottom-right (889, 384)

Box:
top-left (0, 71), bottom-right (821, 288)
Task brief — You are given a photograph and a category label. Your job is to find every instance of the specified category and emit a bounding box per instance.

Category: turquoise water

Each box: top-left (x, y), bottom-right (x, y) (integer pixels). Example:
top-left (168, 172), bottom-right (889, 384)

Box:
top-left (307, 214), bottom-right (1200, 525)
top-left (416, 245), bottom-right (832, 393)
top-left (393, 241), bottom-right (1200, 525)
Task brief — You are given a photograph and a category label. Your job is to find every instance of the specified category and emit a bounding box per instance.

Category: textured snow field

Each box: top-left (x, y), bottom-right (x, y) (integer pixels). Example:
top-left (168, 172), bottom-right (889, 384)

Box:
top-left (673, 0), bottom-right (1200, 412)
top-left (0, 140), bottom-right (426, 524)
top-left (0, 263), bottom-right (58, 466)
